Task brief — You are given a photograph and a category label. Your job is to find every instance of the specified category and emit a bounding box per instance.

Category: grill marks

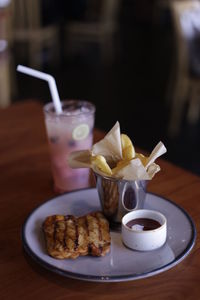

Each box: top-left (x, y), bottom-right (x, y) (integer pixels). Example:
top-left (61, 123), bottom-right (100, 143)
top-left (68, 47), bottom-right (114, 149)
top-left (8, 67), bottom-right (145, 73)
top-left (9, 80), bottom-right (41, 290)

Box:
top-left (85, 216), bottom-right (92, 254)
top-left (86, 213), bottom-right (104, 256)
top-left (43, 212), bottom-right (111, 259)
top-left (74, 217), bottom-right (79, 250)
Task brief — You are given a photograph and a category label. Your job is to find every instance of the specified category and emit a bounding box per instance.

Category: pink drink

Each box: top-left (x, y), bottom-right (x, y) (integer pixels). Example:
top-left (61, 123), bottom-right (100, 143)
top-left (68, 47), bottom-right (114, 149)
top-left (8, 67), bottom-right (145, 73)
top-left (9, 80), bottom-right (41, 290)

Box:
top-left (44, 100), bottom-right (95, 193)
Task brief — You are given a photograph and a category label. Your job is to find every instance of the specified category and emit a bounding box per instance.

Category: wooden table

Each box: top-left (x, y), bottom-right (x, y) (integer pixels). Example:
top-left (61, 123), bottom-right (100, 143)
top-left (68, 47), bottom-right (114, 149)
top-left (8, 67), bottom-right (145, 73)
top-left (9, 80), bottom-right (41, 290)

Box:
top-left (0, 100), bottom-right (200, 300)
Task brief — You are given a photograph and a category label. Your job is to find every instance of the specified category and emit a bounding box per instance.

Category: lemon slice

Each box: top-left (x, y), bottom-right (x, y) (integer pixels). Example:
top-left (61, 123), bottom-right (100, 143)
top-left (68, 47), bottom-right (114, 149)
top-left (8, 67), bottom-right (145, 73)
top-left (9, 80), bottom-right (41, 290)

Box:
top-left (72, 124), bottom-right (89, 141)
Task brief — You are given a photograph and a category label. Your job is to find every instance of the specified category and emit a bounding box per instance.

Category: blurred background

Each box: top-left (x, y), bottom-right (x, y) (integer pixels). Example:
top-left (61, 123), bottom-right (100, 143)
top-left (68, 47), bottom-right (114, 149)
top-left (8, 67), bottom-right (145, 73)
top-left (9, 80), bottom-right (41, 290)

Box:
top-left (1, 0), bottom-right (200, 175)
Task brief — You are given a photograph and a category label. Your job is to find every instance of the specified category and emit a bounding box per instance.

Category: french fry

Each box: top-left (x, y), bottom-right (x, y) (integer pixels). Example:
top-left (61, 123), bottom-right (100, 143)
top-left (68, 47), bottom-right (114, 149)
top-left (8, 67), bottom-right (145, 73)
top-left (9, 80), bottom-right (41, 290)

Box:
top-left (91, 155), bottom-right (112, 176)
top-left (120, 134), bottom-right (135, 160)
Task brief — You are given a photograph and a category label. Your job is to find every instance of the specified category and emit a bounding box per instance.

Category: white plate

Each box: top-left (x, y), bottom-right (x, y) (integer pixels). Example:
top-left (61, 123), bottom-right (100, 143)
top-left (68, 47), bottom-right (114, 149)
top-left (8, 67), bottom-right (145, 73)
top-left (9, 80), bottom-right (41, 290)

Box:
top-left (22, 188), bottom-right (196, 282)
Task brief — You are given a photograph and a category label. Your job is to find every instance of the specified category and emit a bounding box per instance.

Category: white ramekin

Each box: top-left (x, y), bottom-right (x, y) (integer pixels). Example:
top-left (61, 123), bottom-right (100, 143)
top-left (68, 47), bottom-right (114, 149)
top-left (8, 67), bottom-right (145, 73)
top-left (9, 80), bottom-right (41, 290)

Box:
top-left (122, 209), bottom-right (167, 251)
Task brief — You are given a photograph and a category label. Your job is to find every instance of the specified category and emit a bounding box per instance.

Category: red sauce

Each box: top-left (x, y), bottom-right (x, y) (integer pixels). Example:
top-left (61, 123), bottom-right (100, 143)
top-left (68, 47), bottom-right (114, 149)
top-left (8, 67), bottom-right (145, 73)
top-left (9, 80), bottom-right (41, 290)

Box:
top-left (126, 218), bottom-right (161, 231)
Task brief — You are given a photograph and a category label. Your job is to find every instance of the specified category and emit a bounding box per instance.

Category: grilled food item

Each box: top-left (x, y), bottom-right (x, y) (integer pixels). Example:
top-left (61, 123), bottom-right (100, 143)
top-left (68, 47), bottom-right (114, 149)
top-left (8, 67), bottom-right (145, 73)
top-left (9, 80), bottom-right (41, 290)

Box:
top-left (43, 211), bottom-right (111, 259)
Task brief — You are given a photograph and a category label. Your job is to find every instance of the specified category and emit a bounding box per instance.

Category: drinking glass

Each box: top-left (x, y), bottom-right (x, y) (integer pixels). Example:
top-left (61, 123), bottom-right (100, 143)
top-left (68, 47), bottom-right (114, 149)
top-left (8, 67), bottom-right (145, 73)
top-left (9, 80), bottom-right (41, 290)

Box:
top-left (44, 99), bottom-right (95, 193)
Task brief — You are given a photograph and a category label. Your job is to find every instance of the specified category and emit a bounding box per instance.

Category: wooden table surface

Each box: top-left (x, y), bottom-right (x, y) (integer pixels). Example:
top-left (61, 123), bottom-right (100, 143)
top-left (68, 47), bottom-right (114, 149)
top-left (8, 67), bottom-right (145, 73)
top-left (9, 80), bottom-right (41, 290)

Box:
top-left (0, 101), bottom-right (200, 300)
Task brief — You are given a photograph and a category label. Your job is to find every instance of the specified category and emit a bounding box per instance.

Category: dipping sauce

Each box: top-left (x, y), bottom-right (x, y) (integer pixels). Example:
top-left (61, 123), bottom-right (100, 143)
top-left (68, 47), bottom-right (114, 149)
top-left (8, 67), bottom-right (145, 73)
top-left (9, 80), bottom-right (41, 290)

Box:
top-left (126, 218), bottom-right (161, 231)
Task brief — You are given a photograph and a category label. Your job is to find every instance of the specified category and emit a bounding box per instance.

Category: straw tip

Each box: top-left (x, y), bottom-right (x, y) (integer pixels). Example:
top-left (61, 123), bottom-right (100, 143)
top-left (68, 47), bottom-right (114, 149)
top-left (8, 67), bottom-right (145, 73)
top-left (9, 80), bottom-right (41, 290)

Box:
top-left (16, 65), bottom-right (23, 71)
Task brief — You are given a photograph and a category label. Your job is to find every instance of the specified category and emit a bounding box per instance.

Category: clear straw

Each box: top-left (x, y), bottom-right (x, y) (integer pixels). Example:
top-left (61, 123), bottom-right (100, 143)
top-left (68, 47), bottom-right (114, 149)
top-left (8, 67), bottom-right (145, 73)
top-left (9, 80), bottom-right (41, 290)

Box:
top-left (17, 65), bottom-right (63, 114)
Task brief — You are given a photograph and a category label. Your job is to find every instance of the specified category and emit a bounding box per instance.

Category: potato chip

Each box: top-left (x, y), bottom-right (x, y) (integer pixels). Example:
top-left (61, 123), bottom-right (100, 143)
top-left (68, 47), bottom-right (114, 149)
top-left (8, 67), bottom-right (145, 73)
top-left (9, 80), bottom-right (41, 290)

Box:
top-left (112, 159), bottom-right (130, 175)
top-left (120, 134), bottom-right (135, 160)
top-left (69, 122), bottom-right (167, 180)
top-left (135, 153), bottom-right (148, 167)
top-left (91, 155), bottom-right (112, 176)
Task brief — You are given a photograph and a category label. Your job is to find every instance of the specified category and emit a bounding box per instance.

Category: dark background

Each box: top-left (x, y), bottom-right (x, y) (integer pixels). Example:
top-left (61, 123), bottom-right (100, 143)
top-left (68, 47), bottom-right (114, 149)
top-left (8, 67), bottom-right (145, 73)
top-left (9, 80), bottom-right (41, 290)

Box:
top-left (12, 0), bottom-right (200, 176)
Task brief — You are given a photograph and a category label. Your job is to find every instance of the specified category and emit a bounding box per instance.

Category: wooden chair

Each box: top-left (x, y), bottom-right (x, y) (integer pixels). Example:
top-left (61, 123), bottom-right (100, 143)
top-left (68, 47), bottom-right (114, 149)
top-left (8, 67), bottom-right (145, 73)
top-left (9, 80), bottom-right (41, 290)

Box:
top-left (0, 2), bottom-right (12, 107)
top-left (167, 0), bottom-right (200, 136)
top-left (10, 0), bottom-right (59, 69)
top-left (65, 0), bottom-right (121, 62)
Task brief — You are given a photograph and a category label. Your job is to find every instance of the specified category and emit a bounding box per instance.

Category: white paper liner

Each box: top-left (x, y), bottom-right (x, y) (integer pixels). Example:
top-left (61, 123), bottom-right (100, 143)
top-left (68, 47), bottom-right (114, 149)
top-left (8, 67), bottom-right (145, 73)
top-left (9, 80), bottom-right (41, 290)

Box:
top-left (92, 121), bottom-right (122, 165)
top-left (68, 150), bottom-right (91, 168)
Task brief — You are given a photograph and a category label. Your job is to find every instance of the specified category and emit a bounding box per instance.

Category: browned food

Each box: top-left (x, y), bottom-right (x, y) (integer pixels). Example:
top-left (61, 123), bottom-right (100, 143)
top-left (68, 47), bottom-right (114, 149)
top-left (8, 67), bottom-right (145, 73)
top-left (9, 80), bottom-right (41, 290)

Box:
top-left (43, 211), bottom-right (111, 259)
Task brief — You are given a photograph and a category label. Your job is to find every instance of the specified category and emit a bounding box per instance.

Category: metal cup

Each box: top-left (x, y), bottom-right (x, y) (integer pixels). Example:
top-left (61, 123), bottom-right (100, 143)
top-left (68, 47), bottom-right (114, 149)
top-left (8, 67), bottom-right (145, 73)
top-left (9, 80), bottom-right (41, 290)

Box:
top-left (95, 173), bottom-right (147, 228)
